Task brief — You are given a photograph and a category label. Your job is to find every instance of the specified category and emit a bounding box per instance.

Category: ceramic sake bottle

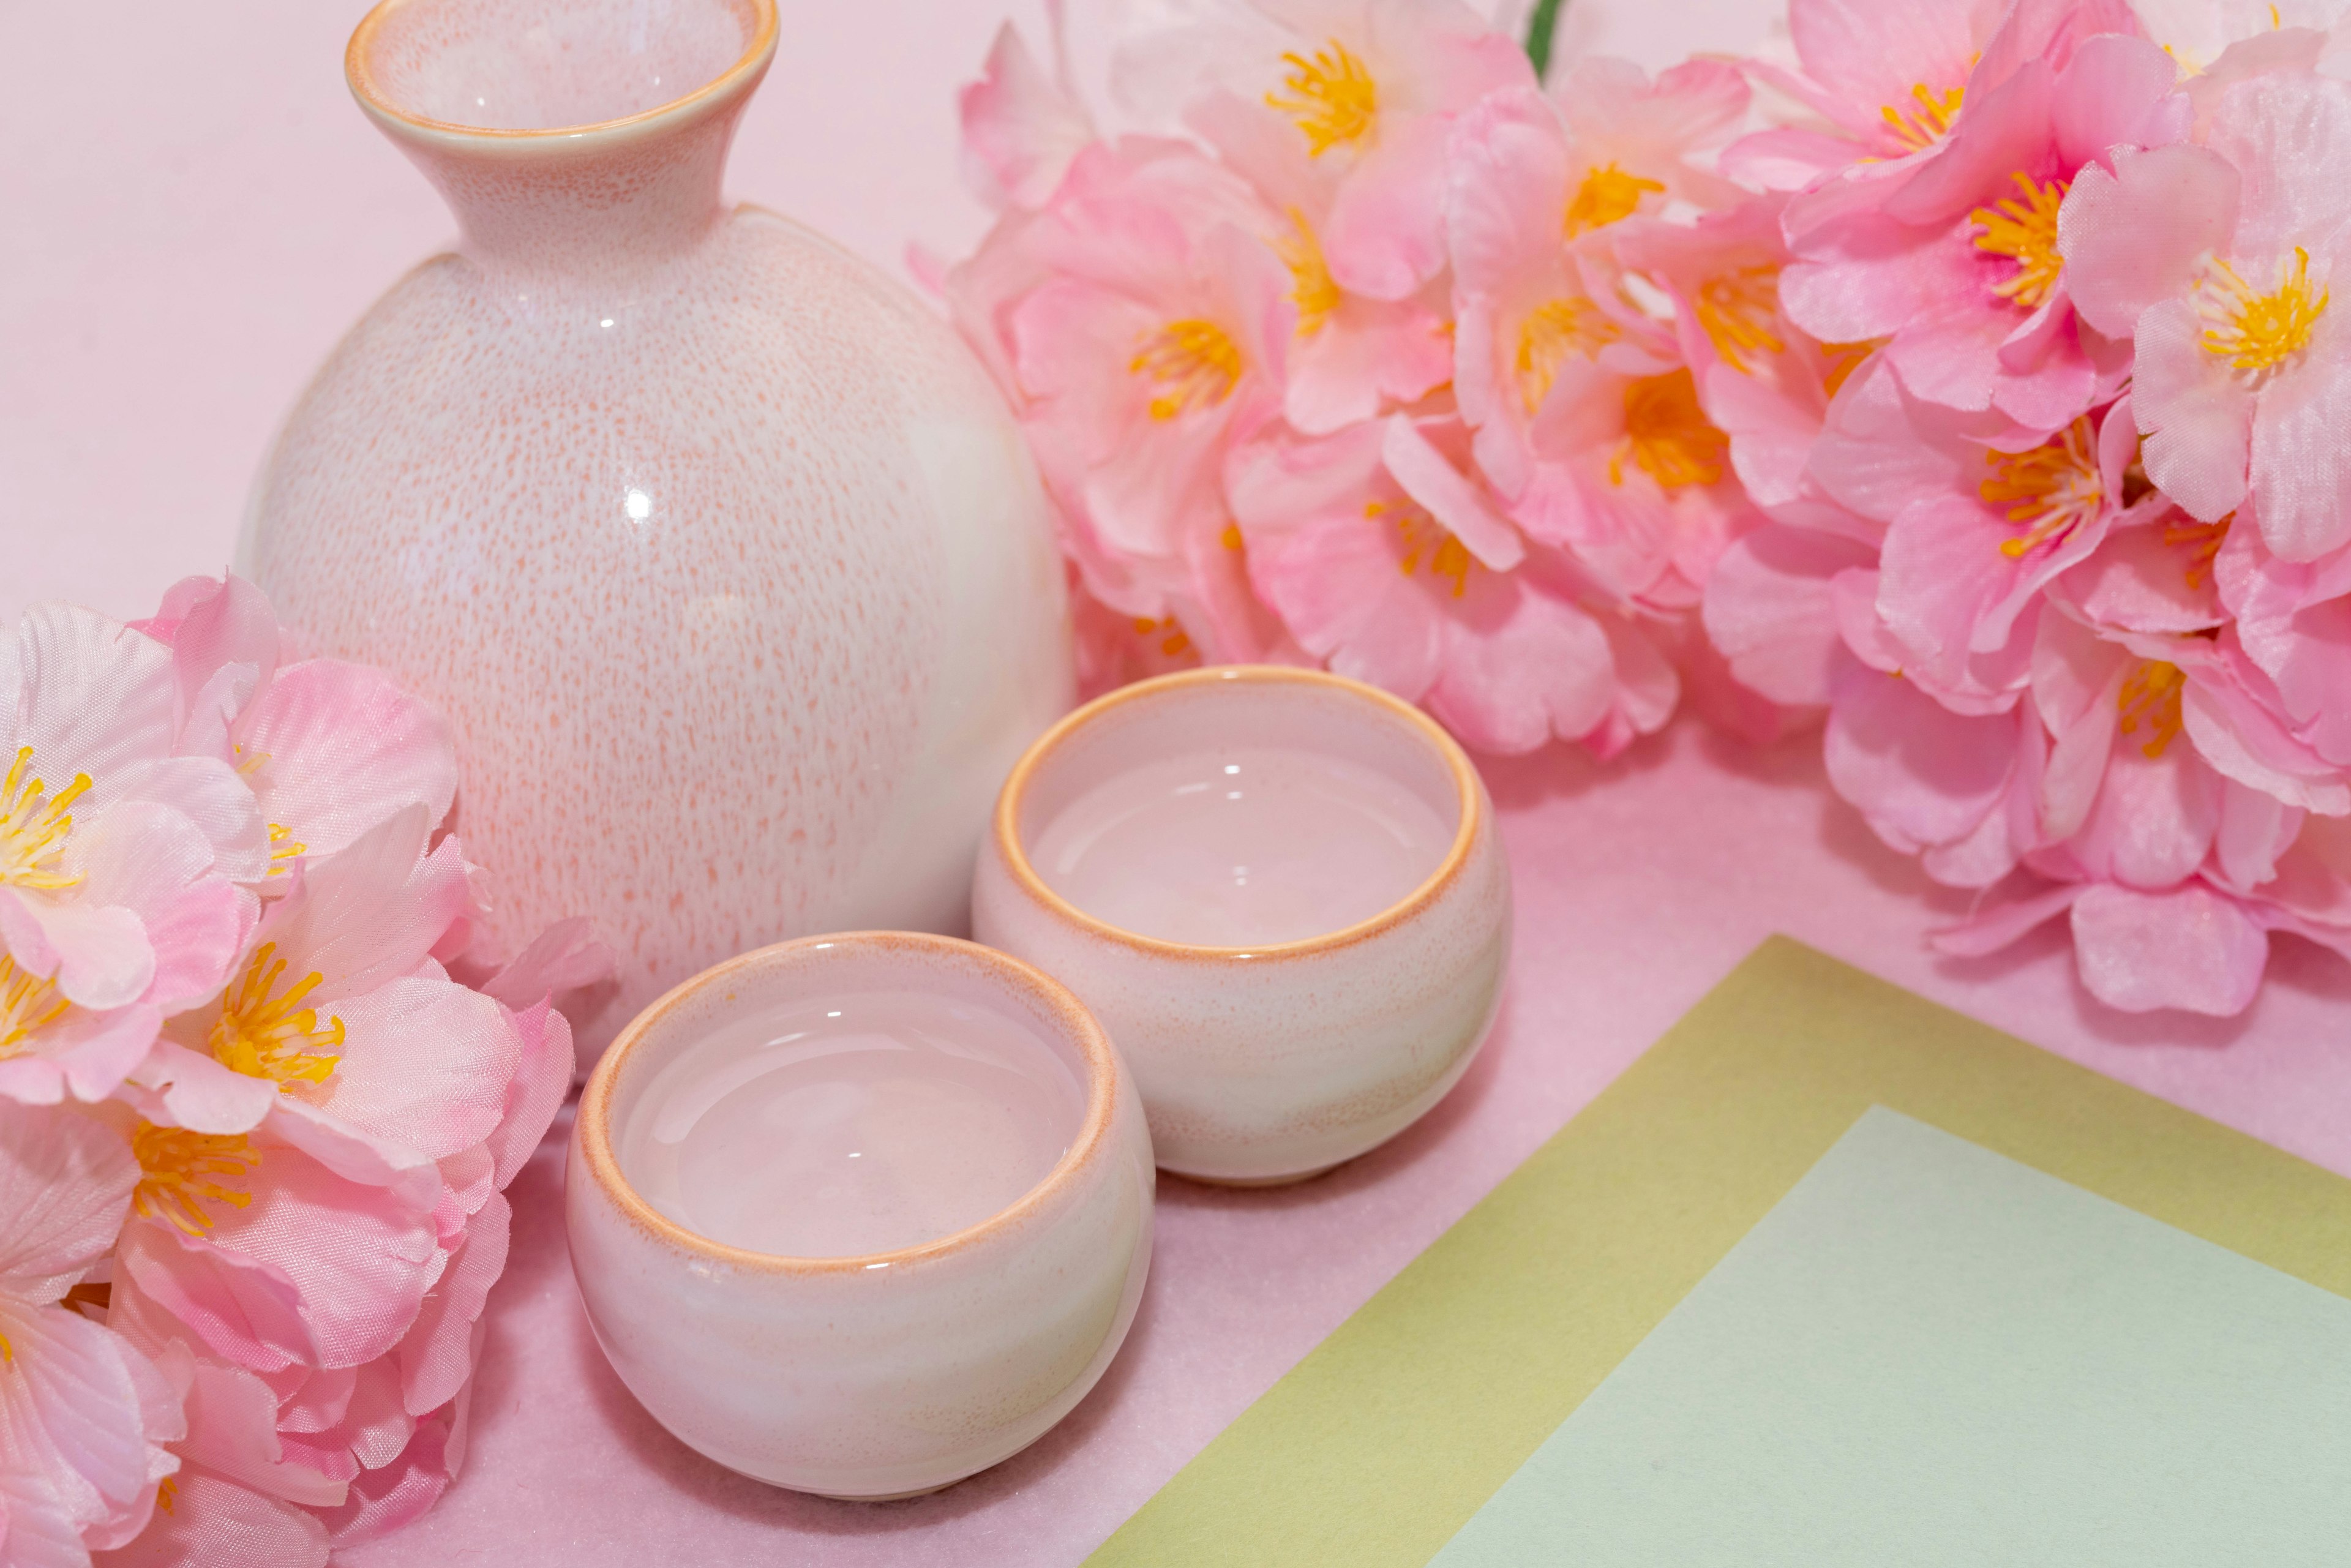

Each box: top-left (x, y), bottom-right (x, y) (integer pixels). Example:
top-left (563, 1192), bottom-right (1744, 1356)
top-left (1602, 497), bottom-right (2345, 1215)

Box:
top-left (241, 0), bottom-right (1074, 1065)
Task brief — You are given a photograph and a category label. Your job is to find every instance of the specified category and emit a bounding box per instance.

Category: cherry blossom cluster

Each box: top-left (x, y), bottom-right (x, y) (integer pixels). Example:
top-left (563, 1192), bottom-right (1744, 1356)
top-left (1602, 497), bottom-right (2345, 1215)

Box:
top-left (946, 0), bottom-right (2351, 1015)
top-left (1, 579), bottom-right (606, 1567)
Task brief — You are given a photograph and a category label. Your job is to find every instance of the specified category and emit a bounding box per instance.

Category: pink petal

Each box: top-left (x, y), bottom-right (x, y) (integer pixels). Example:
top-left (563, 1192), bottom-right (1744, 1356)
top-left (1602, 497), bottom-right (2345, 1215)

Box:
top-left (0, 1003), bottom-right (162, 1109)
top-left (2057, 143), bottom-right (2239, 339)
top-left (92, 1465), bottom-right (329, 1568)
top-left (1702, 523), bottom-right (1877, 707)
top-left (0, 890), bottom-right (152, 1013)
top-left (1824, 656), bottom-right (2018, 853)
top-left (8, 605), bottom-right (177, 796)
top-left (2249, 355), bottom-right (2351, 561)
top-left (258, 809), bottom-right (471, 1006)
top-left (1381, 416), bottom-right (1523, 570)
top-left (129, 1041), bottom-right (280, 1139)
top-left (177, 1360), bottom-right (346, 1508)
top-left (0, 1300), bottom-right (176, 1550)
top-left (959, 22), bottom-right (1095, 212)
top-left (0, 1101), bottom-right (138, 1302)
top-left (238, 661), bottom-right (459, 865)
top-left (2069, 879), bottom-right (2268, 1013)
top-left (1930, 878), bottom-right (2085, 955)
top-left (2133, 297), bottom-right (2254, 523)
top-left (317, 1387), bottom-right (468, 1550)
top-left (396, 1191), bottom-right (508, 1416)
top-left (297, 978), bottom-right (518, 1166)
top-left (484, 1002), bottom-right (571, 1191)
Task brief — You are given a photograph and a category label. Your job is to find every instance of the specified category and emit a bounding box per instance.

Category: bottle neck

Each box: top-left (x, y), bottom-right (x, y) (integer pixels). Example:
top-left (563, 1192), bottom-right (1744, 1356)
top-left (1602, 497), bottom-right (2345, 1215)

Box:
top-left (389, 106), bottom-right (743, 284)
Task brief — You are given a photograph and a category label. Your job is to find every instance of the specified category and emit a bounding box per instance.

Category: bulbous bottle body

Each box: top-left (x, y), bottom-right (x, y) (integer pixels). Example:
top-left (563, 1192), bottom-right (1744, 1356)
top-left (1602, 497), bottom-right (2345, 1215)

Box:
top-left (243, 0), bottom-right (1073, 1059)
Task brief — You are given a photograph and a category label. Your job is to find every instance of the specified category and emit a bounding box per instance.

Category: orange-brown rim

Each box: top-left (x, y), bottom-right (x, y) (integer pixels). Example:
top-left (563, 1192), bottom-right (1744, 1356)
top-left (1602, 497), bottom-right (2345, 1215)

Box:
top-left (575, 931), bottom-right (1119, 1275)
top-left (347, 0), bottom-right (780, 142)
top-left (993, 665), bottom-right (1482, 962)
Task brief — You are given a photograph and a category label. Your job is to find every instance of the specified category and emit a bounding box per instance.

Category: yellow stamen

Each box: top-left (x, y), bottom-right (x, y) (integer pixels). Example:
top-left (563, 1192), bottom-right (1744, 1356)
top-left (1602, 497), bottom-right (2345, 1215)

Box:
top-left (1696, 266), bottom-right (1786, 373)
top-left (1267, 40), bottom-right (1377, 156)
top-left (1610, 370), bottom-right (1730, 491)
top-left (0, 955), bottom-right (69, 1059)
top-left (0, 748), bottom-right (91, 893)
top-left (157, 1477), bottom-right (178, 1514)
top-left (2117, 660), bottom-right (2186, 759)
top-left (1981, 417), bottom-right (2102, 558)
top-left (2197, 247), bottom-right (2328, 374)
top-left (1565, 163), bottom-right (1665, 237)
top-left (1220, 522), bottom-right (1245, 551)
top-left (209, 942), bottom-right (343, 1087)
top-left (1881, 82), bottom-right (1964, 152)
top-left (2164, 514), bottom-right (2232, 588)
top-left (1131, 319), bottom-right (1243, 421)
top-left (1971, 171), bottom-right (2068, 309)
top-left (1131, 616), bottom-right (1193, 660)
top-left (1368, 500), bottom-right (1474, 597)
top-left (133, 1123), bottom-right (257, 1237)
top-left (1516, 296), bottom-right (1622, 413)
top-left (266, 822), bottom-right (306, 877)
top-left (1273, 209), bottom-right (1343, 337)
top-left (1820, 339), bottom-right (1883, 398)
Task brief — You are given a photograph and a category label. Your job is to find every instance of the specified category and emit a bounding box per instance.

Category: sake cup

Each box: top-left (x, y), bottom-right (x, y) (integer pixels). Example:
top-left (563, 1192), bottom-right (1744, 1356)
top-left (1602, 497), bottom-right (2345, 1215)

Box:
top-left (567, 932), bottom-right (1154, 1499)
top-left (973, 666), bottom-right (1511, 1185)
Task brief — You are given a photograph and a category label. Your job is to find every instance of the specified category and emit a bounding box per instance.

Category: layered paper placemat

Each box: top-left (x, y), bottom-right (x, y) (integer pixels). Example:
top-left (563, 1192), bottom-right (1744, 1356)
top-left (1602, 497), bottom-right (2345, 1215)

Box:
top-left (1090, 937), bottom-right (2351, 1564)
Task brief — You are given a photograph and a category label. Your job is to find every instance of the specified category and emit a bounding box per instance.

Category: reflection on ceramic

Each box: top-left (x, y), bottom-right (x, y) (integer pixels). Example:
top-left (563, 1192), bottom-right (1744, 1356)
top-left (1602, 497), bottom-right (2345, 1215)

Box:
top-left (241, 0), bottom-right (1074, 1068)
top-left (569, 932), bottom-right (1154, 1499)
top-left (974, 667), bottom-right (1512, 1185)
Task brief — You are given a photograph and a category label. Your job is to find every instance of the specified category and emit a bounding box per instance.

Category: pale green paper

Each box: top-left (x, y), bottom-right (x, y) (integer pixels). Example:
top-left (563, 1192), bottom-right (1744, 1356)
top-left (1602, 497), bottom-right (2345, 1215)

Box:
top-left (1432, 1107), bottom-right (2351, 1566)
top-left (1089, 938), bottom-right (2351, 1566)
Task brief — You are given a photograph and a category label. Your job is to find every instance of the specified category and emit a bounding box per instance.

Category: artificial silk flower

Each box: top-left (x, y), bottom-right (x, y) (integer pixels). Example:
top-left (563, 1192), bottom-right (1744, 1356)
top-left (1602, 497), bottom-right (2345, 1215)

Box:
top-left (1447, 85), bottom-right (1680, 511)
top-left (1185, 81), bottom-right (1455, 434)
top-left (1114, 0), bottom-right (1535, 298)
top-left (127, 808), bottom-right (520, 1213)
top-left (1, 606), bottom-right (263, 1021)
top-left (2060, 50), bottom-right (2351, 558)
top-left (981, 139), bottom-right (1294, 641)
top-left (1771, 9), bottom-right (2180, 430)
top-left (137, 577), bottom-right (458, 877)
top-left (1231, 413), bottom-right (1678, 754)
top-left (0, 1102), bottom-right (182, 1568)
top-left (959, 18), bottom-right (1097, 214)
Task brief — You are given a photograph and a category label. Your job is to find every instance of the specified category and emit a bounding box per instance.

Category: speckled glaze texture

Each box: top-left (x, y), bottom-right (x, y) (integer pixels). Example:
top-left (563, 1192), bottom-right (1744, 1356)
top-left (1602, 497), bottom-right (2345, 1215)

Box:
top-left (973, 667), bottom-right (1513, 1185)
top-left (240, 0), bottom-right (1074, 1065)
top-left (568, 932), bottom-right (1155, 1499)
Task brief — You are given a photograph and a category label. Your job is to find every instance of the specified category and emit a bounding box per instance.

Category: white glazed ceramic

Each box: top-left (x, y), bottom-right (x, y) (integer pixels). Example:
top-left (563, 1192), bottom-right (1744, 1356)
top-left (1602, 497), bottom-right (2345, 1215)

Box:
top-left (568, 932), bottom-right (1154, 1499)
top-left (973, 667), bottom-right (1512, 1185)
top-left (241, 0), bottom-right (1074, 1066)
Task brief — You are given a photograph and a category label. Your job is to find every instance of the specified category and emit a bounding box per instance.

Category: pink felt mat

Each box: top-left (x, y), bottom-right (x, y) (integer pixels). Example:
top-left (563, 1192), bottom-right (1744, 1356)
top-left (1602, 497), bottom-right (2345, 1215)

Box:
top-left (11, 3), bottom-right (2350, 1564)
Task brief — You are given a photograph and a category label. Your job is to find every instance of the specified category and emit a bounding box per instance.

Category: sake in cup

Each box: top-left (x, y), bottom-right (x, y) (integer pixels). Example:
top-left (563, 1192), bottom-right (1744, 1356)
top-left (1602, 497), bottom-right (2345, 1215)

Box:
top-left (973, 666), bottom-right (1511, 1185)
top-left (566, 932), bottom-right (1154, 1498)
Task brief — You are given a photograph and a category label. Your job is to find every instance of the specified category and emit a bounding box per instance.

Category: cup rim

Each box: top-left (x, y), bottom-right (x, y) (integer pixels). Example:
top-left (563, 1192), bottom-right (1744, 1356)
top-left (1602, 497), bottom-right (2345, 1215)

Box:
top-left (992, 665), bottom-right (1483, 962)
top-left (347, 0), bottom-right (779, 144)
top-left (575, 931), bottom-right (1120, 1275)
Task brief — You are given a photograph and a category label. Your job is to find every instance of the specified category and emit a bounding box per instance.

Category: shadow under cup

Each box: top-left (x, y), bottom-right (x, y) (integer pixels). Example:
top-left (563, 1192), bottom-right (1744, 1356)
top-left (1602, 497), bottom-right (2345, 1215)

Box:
top-left (566, 934), bottom-right (1155, 1499)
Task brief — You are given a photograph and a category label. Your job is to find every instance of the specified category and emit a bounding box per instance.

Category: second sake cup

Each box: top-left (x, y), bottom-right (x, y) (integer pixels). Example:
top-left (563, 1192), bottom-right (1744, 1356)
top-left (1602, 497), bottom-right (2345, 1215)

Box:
top-left (974, 666), bottom-right (1511, 1184)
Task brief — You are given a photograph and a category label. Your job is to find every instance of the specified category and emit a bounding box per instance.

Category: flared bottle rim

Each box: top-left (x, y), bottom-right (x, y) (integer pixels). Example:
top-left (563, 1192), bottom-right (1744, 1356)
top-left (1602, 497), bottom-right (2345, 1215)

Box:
top-left (347, 0), bottom-right (778, 148)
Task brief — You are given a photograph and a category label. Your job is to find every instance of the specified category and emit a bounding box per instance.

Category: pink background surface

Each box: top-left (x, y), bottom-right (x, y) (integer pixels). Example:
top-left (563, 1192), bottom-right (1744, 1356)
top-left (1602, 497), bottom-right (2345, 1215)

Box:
top-left (8, 2), bottom-right (2348, 1563)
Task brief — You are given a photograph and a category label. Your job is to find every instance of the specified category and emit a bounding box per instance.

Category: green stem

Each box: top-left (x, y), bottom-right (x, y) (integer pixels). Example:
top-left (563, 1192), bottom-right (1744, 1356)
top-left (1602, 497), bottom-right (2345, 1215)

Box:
top-left (1523, 0), bottom-right (1566, 82)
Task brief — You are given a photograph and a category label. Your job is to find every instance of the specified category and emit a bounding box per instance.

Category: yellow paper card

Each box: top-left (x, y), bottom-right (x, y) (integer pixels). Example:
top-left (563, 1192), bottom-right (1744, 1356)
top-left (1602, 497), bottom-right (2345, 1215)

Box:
top-left (1088, 937), bottom-right (2351, 1566)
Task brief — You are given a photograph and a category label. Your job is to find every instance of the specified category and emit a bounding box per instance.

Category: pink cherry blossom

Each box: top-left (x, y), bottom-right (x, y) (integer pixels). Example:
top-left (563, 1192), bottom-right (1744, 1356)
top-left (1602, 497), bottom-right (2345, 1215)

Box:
top-left (2, 606), bottom-right (266, 1110)
top-left (2060, 50), bottom-right (2351, 558)
top-left (0, 1102), bottom-right (182, 1568)
top-left (136, 577), bottom-right (457, 876)
top-left (127, 808), bottom-right (520, 1218)
top-left (1184, 85), bottom-right (1453, 434)
top-left (1448, 89), bottom-right (1758, 612)
top-left (1768, 5), bottom-right (2180, 431)
top-left (1114, 0), bottom-right (1535, 299)
top-left (959, 18), bottom-right (1096, 214)
top-left (952, 138), bottom-right (1293, 651)
top-left (1229, 413), bottom-right (1679, 754)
